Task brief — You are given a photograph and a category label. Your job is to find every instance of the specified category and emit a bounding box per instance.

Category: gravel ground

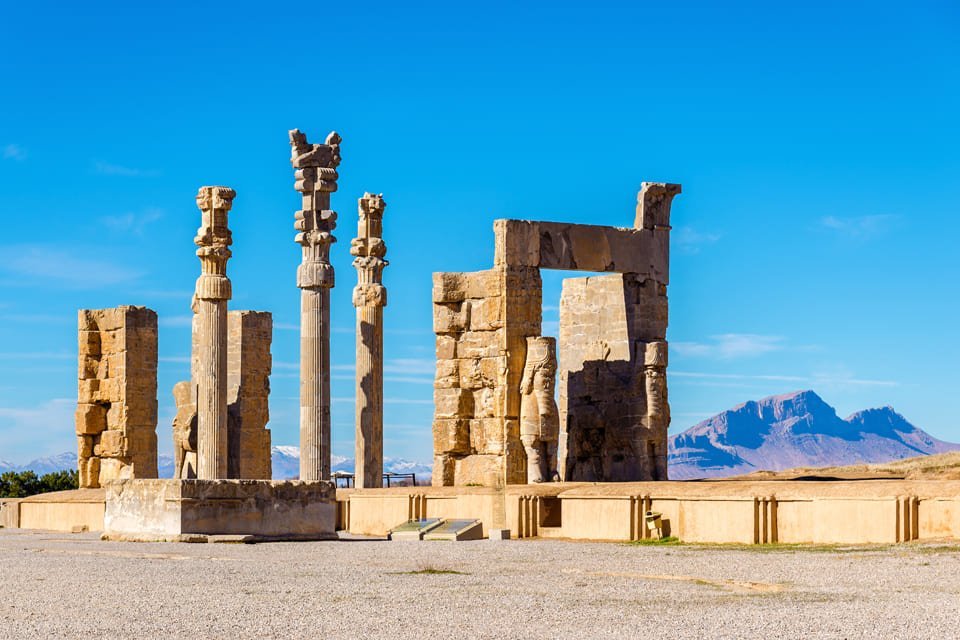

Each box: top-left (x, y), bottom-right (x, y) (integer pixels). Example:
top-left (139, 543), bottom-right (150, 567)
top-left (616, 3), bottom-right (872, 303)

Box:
top-left (1, 529), bottom-right (958, 639)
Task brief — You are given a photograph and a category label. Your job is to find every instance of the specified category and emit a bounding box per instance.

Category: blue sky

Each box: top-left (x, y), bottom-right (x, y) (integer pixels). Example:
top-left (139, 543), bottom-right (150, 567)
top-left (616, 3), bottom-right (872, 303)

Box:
top-left (0, 1), bottom-right (957, 463)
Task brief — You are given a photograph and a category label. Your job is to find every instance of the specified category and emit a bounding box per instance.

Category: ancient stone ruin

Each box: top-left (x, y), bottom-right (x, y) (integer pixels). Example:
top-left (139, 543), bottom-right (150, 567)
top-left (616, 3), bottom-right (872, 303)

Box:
top-left (76, 306), bottom-right (158, 488)
top-left (226, 310), bottom-right (273, 480)
top-left (351, 193), bottom-right (388, 488)
top-left (290, 129), bottom-right (340, 482)
top-left (173, 310), bottom-right (273, 480)
top-left (432, 182), bottom-right (680, 487)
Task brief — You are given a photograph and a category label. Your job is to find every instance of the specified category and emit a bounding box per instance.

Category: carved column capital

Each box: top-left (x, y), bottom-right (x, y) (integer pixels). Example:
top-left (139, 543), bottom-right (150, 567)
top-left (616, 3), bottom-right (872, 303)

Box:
top-left (289, 130), bottom-right (341, 291)
top-left (194, 186), bottom-right (235, 302)
top-left (352, 192), bottom-right (388, 307)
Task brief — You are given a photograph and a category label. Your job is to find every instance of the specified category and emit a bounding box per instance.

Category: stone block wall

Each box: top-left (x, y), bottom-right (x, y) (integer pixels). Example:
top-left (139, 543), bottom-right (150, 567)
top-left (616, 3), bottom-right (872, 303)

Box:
top-left (76, 306), bottom-right (158, 488)
top-left (227, 311), bottom-right (272, 479)
top-left (432, 267), bottom-right (541, 487)
top-left (176, 309), bottom-right (272, 480)
top-left (558, 275), bottom-right (669, 481)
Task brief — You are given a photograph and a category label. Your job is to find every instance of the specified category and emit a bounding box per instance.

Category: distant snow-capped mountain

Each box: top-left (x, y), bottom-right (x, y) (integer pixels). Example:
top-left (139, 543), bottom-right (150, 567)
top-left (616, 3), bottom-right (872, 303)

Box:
top-left (668, 390), bottom-right (960, 479)
top-left (8, 446), bottom-right (432, 483)
top-left (0, 452), bottom-right (77, 476)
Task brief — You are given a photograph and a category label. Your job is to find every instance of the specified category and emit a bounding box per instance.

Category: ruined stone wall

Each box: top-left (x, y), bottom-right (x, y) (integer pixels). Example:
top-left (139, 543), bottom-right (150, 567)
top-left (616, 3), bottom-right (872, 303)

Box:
top-left (176, 310), bottom-right (272, 479)
top-left (76, 306), bottom-right (158, 488)
top-left (432, 267), bottom-right (540, 487)
top-left (558, 274), bottom-right (669, 481)
top-left (227, 311), bottom-right (272, 479)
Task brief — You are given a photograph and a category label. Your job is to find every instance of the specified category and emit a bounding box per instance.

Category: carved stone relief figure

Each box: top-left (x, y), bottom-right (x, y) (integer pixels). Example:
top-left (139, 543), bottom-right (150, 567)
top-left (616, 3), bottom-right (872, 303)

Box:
top-left (519, 336), bottom-right (560, 483)
top-left (172, 381), bottom-right (198, 479)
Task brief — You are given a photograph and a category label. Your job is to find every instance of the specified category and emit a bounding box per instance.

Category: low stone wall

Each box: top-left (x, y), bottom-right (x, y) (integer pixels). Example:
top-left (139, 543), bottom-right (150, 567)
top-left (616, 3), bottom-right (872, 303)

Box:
top-left (104, 479), bottom-right (337, 541)
top-left (342, 481), bottom-right (960, 544)
top-left (0, 499), bottom-right (21, 529)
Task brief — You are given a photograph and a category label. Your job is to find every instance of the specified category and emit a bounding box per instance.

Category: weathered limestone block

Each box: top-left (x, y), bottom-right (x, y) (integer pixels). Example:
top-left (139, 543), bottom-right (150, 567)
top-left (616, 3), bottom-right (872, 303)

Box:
top-left (103, 479), bottom-right (337, 541)
top-left (227, 310), bottom-right (273, 480)
top-left (432, 183), bottom-right (678, 486)
top-left (432, 267), bottom-right (541, 487)
top-left (558, 275), bottom-right (668, 482)
top-left (76, 306), bottom-right (158, 488)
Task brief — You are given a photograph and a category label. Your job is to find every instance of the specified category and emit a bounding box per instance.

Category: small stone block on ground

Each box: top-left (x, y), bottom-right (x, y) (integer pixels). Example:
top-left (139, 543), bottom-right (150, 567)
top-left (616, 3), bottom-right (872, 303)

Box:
top-left (422, 519), bottom-right (484, 541)
top-left (388, 518), bottom-right (443, 541)
top-left (487, 528), bottom-right (511, 540)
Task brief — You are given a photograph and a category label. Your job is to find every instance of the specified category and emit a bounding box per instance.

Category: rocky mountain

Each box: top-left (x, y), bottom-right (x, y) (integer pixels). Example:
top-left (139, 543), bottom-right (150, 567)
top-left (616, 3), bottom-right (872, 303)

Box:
top-left (668, 390), bottom-right (960, 479)
top-left (0, 452), bottom-right (77, 476)
top-left (8, 447), bottom-right (432, 483)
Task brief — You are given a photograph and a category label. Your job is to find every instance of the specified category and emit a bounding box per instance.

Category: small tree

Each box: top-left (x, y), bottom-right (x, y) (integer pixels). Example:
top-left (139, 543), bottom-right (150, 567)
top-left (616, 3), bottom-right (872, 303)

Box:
top-left (0, 470), bottom-right (79, 498)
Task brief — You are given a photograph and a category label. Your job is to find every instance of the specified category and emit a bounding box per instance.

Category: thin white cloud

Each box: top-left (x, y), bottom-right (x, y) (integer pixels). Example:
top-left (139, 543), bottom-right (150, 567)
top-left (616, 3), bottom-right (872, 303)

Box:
top-left (101, 207), bottom-right (164, 235)
top-left (93, 161), bottom-right (159, 177)
top-left (385, 376), bottom-right (434, 385)
top-left (0, 398), bottom-right (75, 459)
top-left (820, 214), bottom-right (899, 238)
top-left (3, 144), bottom-right (26, 161)
top-left (158, 315), bottom-right (193, 328)
top-left (159, 356), bottom-right (191, 364)
top-left (672, 334), bottom-right (785, 359)
top-left (0, 352), bottom-right (73, 360)
top-left (673, 225), bottom-right (721, 254)
top-left (383, 358), bottom-right (435, 375)
top-left (0, 244), bottom-right (143, 289)
top-left (671, 370), bottom-right (898, 388)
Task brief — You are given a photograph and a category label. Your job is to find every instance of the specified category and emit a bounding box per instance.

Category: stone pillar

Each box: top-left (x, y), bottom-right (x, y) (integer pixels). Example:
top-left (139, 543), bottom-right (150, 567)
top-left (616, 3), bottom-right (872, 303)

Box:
top-left (289, 129), bottom-right (341, 482)
top-left (76, 306), bottom-right (158, 488)
top-left (227, 310), bottom-right (273, 480)
top-left (351, 193), bottom-right (388, 488)
top-left (193, 186), bottom-right (235, 480)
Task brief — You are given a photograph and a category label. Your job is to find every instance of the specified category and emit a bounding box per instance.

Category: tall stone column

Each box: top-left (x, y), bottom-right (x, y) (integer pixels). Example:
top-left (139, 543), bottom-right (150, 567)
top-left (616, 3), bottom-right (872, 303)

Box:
top-left (289, 129), bottom-right (341, 482)
top-left (193, 186), bottom-right (235, 480)
top-left (350, 193), bottom-right (388, 488)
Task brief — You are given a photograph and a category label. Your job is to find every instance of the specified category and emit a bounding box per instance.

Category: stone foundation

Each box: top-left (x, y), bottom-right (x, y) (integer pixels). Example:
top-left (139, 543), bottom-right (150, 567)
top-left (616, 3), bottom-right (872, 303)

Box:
top-left (103, 479), bottom-right (336, 542)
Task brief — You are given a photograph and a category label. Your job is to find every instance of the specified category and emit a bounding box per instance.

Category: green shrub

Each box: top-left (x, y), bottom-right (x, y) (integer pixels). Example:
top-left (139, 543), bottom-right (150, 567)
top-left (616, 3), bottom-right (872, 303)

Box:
top-left (0, 469), bottom-right (79, 498)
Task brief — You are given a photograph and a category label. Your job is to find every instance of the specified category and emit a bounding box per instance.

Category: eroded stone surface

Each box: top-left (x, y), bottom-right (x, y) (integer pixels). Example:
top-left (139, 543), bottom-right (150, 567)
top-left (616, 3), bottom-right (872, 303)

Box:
top-left (290, 129), bottom-right (340, 482)
top-left (520, 337), bottom-right (559, 483)
top-left (351, 193), bottom-right (387, 488)
top-left (103, 479), bottom-right (336, 539)
top-left (227, 311), bottom-right (272, 480)
top-left (76, 306), bottom-right (158, 488)
top-left (193, 186), bottom-right (235, 480)
top-left (432, 183), bottom-right (679, 486)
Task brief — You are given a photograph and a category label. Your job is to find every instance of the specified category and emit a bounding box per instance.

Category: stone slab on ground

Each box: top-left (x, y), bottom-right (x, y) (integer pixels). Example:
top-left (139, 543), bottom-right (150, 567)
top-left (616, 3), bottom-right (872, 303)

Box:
top-left (103, 479), bottom-right (336, 541)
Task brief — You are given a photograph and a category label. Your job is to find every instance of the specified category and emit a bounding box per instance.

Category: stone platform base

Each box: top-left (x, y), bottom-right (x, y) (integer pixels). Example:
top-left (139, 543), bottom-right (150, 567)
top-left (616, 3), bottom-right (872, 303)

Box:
top-left (103, 479), bottom-right (337, 542)
top-left (339, 480), bottom-right (960, 544)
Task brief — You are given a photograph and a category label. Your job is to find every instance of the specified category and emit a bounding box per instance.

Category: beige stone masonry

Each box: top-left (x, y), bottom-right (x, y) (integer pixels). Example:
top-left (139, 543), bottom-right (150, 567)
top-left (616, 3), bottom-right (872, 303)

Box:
top-left (76, 306), bottom-right (158, 488)
top-left (227, 311), bottom-right (272, 479)
top-left (432, 182), bottom-right (680, 486)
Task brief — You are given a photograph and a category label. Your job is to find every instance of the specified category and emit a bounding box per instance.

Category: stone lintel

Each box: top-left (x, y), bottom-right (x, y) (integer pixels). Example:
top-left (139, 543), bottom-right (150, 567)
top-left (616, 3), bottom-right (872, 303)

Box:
top-left (493, 220), bottom-right (669, 283)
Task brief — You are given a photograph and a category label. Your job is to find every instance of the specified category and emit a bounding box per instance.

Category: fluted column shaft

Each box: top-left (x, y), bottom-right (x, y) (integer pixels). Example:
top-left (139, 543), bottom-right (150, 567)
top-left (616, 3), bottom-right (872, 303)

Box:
top-left (196, 299), bottom-right (228, 479)
top-left (290, 129), bottom-right (341, 482)
top-left (300, 288), bottom-right (331, 481)
top-left (193, 186), bottom-right (235, 480)
top-left (351, 193), bottom-right (387, 488)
